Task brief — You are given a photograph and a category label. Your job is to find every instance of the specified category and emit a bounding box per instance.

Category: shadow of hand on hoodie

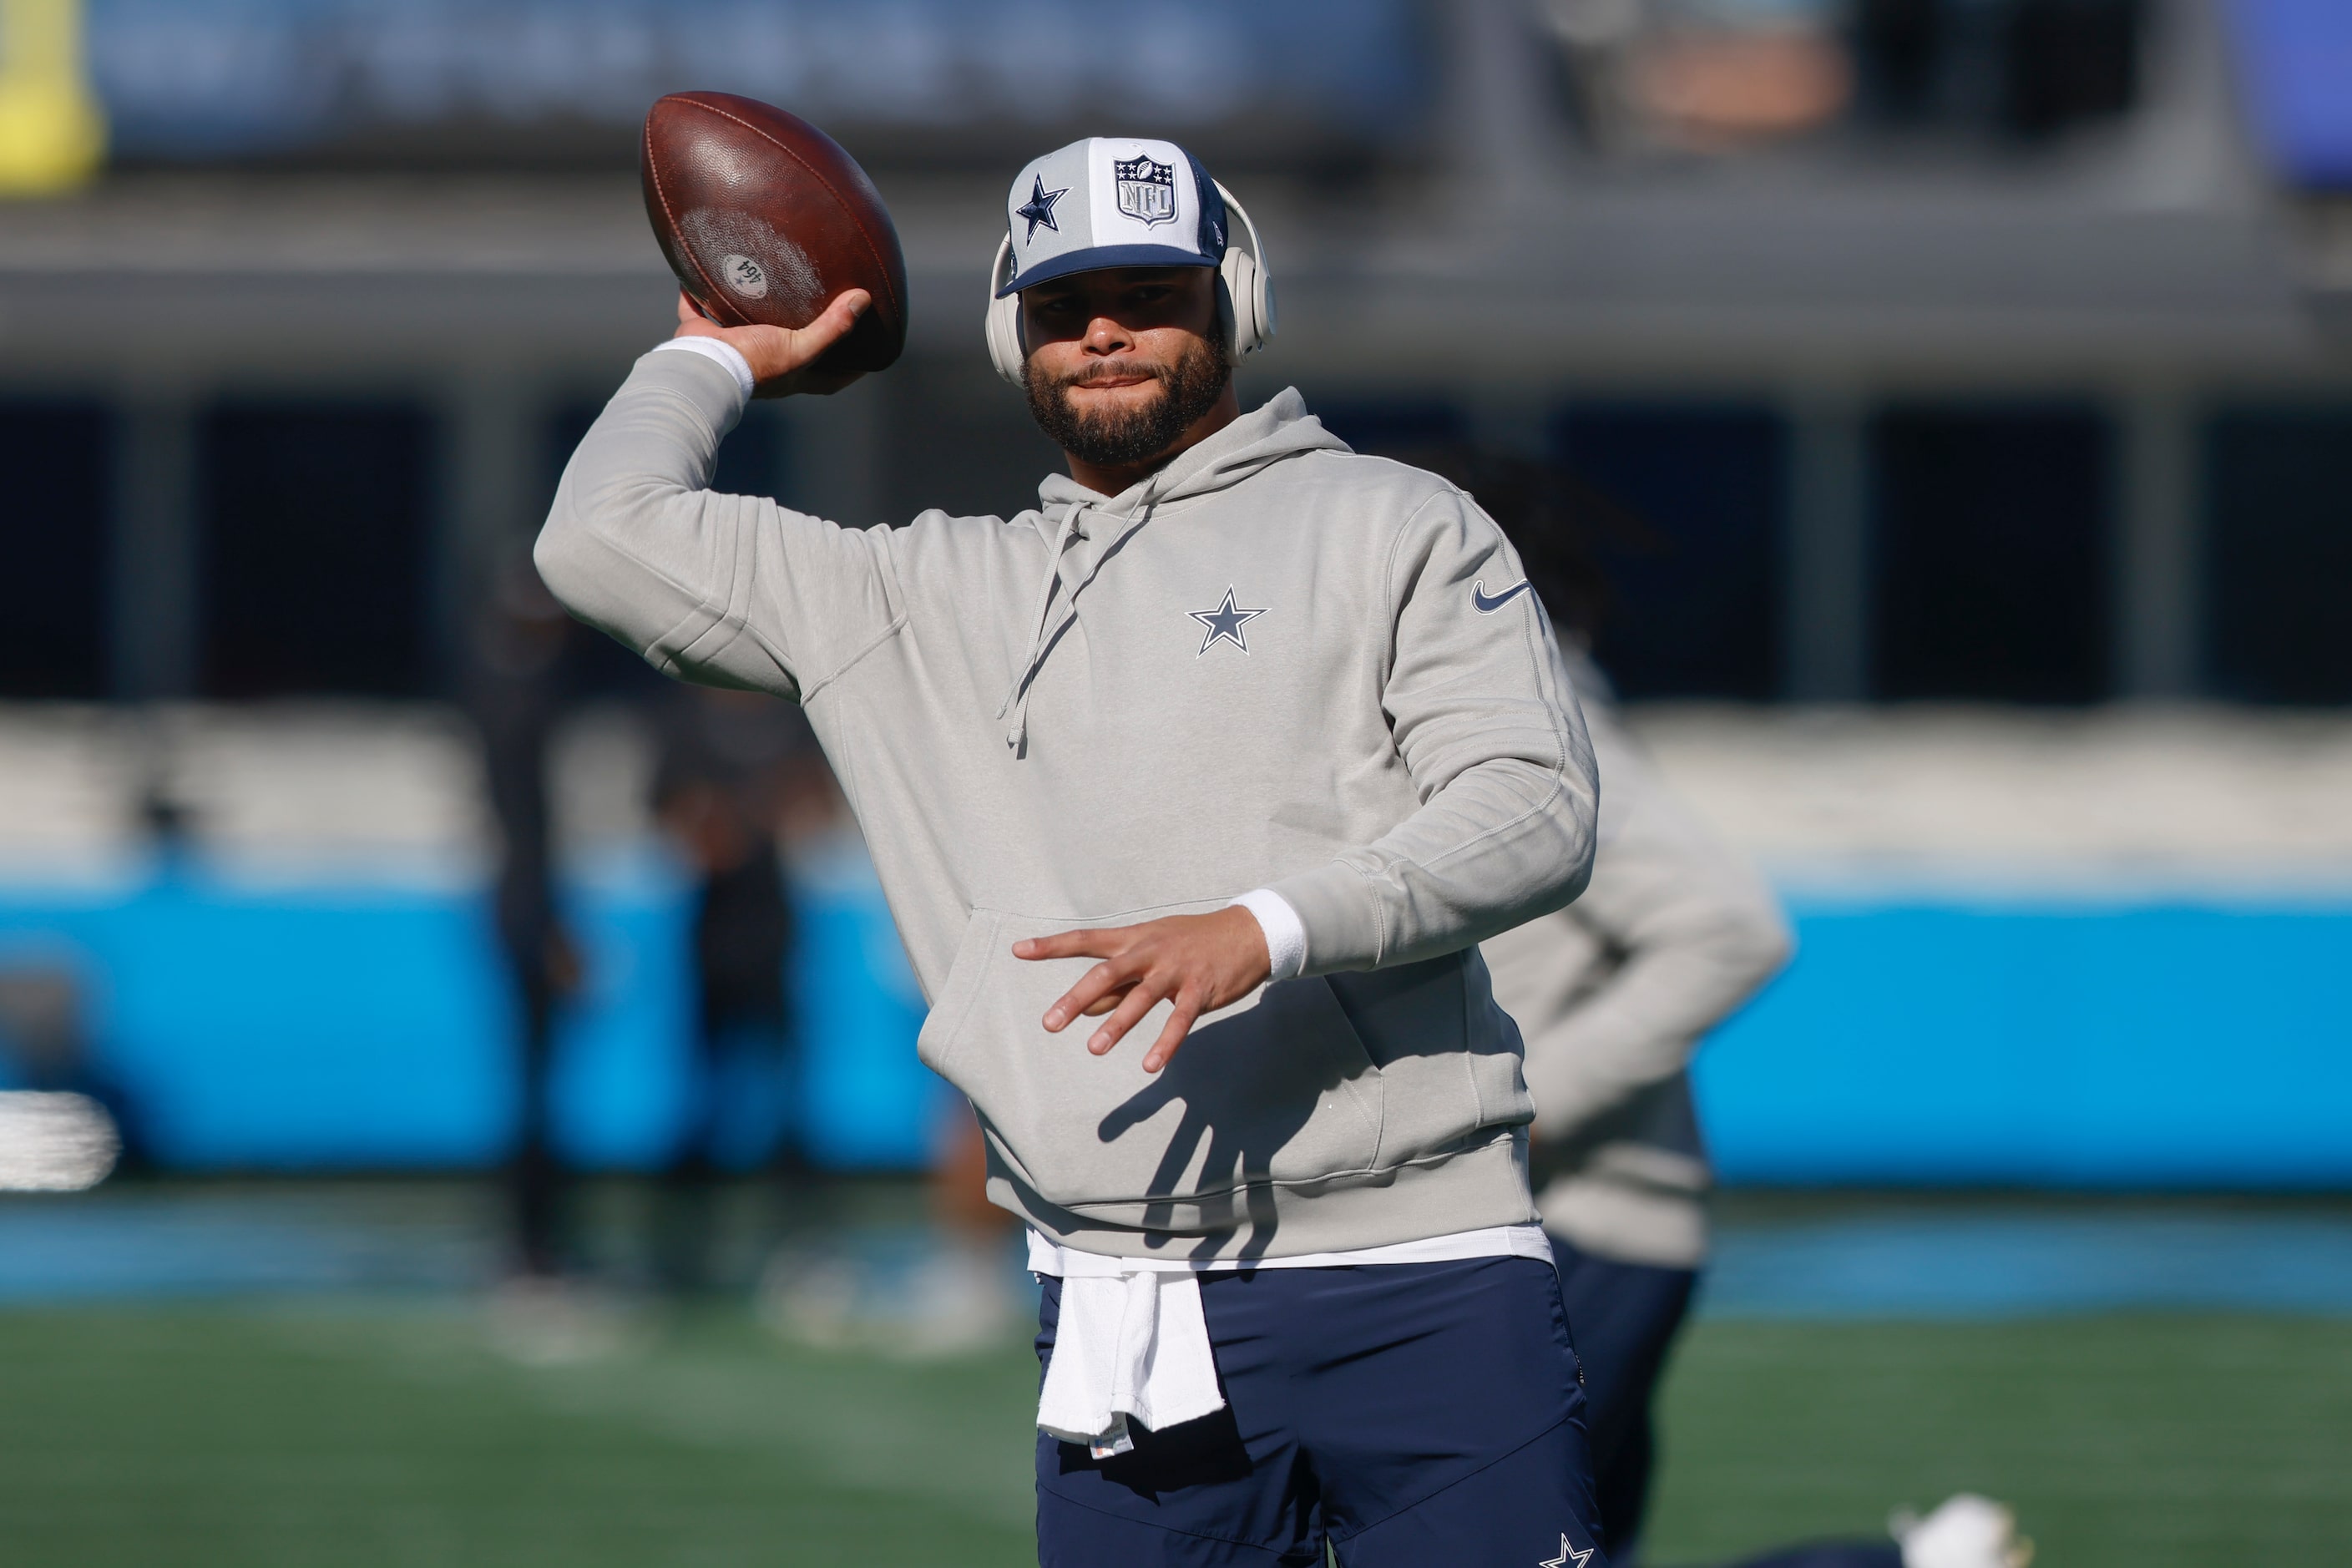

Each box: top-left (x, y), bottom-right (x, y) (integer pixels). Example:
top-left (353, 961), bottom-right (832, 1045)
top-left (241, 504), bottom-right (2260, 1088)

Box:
top-left (1094, 979), bottom-right (1383, 1265)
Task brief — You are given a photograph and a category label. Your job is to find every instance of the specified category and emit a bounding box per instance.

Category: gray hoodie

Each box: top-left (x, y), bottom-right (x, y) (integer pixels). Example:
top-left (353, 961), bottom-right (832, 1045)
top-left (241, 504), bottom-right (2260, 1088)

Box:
top-left (537, 348), bottom-right (1599, 1260)
top-left (1479, 653), bottom-right (1791, 1269)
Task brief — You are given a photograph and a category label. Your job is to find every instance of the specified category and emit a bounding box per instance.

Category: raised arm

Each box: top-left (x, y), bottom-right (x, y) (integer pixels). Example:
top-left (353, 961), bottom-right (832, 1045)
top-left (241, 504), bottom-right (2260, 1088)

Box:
top-left (534, 291), bottom-right (901, 701)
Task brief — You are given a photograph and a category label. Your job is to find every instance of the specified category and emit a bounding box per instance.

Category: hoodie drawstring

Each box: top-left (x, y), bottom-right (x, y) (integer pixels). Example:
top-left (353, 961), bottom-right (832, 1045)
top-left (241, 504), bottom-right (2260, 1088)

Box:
top-left (996, 500), bottom-right (1086, 751)
top-left (995, 473), bottom-right (1173, 752)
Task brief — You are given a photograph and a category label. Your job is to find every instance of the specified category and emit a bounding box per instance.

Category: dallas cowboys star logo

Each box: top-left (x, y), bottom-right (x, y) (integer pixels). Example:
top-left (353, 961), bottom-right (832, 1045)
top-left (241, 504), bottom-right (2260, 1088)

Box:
top-left (1015, 175), bottom-right (1067, 241)
top-left (1539, 1533), bottom-right (1595, 1568)
top-left (1187, 587), bottom-right (1267, 655)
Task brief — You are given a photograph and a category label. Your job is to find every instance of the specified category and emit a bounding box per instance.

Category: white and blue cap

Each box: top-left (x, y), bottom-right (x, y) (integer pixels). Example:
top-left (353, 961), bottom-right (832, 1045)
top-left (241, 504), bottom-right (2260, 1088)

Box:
top-left (996, 137), bottom-right (1228, 297)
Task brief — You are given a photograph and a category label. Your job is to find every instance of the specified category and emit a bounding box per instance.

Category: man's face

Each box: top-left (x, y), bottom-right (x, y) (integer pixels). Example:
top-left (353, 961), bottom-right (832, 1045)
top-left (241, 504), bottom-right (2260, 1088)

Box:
top-left (1019, 267), bottom-right (1230, 469)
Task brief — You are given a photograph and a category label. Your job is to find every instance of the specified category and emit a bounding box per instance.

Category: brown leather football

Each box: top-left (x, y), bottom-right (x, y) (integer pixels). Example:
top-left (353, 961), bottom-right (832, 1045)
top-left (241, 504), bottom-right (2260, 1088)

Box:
top-left (640, 92), bottom-right (908, 377)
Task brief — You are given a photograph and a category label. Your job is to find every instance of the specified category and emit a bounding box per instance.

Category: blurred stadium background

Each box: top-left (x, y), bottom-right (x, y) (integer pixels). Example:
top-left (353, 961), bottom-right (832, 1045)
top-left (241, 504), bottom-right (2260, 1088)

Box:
top-left (2, 0), bottom-right (2349, 1563)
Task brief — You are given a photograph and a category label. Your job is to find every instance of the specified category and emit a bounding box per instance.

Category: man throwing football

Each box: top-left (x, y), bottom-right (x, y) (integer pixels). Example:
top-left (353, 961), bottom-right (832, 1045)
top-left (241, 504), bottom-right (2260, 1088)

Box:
top-left (539, 137), bottom-right (1603, 1567)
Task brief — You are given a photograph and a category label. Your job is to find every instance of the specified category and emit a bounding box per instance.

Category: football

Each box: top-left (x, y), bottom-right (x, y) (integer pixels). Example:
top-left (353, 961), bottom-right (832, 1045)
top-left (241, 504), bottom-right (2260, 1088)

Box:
top-left (640, 92), bottom-right (908, 377)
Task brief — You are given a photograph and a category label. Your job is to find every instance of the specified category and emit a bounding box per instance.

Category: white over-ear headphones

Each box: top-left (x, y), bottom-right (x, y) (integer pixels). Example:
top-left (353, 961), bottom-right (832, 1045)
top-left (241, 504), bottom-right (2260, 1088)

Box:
top-left (984, 181), bottom-right (1275, 387)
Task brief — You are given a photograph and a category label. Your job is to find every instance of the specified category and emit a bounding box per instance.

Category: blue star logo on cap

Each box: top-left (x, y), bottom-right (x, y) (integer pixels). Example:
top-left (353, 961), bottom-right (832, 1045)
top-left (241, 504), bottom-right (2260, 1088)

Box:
top-left (1015, 175), bottom-right (1068, 241)
top-left (1188, 587), bottom-right (1267, 655)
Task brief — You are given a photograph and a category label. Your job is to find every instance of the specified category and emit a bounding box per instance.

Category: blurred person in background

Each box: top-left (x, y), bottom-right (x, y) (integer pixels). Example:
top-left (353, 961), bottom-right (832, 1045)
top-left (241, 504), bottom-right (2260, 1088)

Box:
top-left (1439, 448), bottom-right (2032, 1568)
top-left (1536, 0), bottom-right (1853, 152)
top-left (649, 685), bottom-right (810, 1294)
top-left (464, 556), bottom-right (587, 1288)
top-left (1536, 0), bottom-right (2142, 152)
top-left (916, 1103), bottom-right (1026, 1351)
top-left (768, 1100), bottom-right (1032, 1358)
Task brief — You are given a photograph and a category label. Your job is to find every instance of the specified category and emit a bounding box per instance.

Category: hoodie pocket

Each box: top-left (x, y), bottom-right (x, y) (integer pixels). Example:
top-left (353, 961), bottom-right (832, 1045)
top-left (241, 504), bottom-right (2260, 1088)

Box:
top-left (917, 906), bottom-right (1387, 1214)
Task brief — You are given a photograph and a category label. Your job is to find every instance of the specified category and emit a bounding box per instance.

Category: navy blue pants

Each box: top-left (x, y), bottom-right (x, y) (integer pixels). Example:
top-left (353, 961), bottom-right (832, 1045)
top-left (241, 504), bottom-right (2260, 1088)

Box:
top-left (1035, 1256), bottom-right (1610, 1567)
top-left (1550, 1236), bottom-right (1698, 1557)
top-left (1551, 1235), bottom-right (1901, 1568)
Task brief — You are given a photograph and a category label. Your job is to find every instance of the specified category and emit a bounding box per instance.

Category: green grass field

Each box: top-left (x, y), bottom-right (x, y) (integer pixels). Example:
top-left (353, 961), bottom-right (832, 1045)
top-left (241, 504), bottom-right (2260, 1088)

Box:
top-left (3, 1302), bottom-right (2348, 1567)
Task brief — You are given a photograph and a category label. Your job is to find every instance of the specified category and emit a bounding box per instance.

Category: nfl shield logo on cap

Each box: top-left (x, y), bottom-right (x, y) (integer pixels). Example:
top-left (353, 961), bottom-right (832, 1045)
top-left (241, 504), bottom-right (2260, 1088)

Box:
top-left (1113, 152), bottom-right (1177, 226)
top-left (998, 137), bottom-right (1228, 296)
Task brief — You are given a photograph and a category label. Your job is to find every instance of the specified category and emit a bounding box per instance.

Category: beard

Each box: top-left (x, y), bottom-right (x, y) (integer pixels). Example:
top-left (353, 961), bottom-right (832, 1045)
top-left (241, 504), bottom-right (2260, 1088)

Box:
top-left (1024, 333), bottom-right (1231, 469)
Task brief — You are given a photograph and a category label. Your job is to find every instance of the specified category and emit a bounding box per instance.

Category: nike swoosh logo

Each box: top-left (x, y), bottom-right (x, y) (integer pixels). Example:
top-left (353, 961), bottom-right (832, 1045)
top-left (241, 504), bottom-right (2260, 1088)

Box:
top-left (1471, 579), bottom-right (1534, 614)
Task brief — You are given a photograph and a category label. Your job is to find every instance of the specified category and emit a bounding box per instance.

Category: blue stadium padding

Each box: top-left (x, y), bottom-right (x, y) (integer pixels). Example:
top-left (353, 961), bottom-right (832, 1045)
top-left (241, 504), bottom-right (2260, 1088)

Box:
top-left (782, 850), bottom-right (944, 1169)
top-left (0, 873), bottom-right (513, 1168)
top-left (546, 856), bottom-right (692, 1171)
top-left (4, 874), bottom-right (2349, 1186)
top-left (1697, 897), bottom-right (2352, 1188)
top-left (0, 851), bottom-right (938, 1173)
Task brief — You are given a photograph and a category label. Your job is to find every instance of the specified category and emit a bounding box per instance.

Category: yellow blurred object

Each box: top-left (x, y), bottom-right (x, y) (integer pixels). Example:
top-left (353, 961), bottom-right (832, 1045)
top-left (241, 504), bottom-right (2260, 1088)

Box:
top-left (0, 0), bottom-right (107, 195)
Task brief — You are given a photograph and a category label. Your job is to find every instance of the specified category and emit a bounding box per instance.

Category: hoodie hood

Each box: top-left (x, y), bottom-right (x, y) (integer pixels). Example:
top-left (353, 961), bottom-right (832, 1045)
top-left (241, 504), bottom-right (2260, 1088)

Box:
top-left (1034, 387), bottom-right (1350, 517)
top-left (999, 389), bottom-right (1352, 751)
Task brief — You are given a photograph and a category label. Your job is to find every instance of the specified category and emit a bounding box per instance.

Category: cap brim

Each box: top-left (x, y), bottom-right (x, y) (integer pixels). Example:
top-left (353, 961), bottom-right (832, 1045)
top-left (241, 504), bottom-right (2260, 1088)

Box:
top-left (996, 245), bottom-right (1217, 298)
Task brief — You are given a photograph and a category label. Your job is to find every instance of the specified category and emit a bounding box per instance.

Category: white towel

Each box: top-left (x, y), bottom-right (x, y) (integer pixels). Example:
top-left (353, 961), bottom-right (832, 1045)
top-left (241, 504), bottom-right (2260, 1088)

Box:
top-left (1026, 1222), bottom-right (1550, 1459)
top-left (1035, 1269), bottom-right (1226, 1459)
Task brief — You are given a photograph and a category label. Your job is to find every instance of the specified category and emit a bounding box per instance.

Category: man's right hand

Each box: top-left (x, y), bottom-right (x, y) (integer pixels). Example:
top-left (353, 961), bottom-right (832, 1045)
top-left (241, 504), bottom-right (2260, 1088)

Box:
top-left (672, 288), bottom-right (871, 397)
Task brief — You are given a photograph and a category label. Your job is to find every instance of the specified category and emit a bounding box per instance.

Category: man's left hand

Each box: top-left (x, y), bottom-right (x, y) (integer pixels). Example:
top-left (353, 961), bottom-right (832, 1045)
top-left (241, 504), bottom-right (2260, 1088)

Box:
top-left (1014, 908), bottom-right (1272, 1074)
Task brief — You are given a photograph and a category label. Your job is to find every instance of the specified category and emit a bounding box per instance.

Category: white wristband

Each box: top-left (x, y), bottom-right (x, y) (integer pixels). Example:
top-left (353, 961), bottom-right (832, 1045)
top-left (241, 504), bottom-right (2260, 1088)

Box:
top-left (1229, 888), bottom-right (1308, 984)
top-left (653, 336), bottom-right (755, 400)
